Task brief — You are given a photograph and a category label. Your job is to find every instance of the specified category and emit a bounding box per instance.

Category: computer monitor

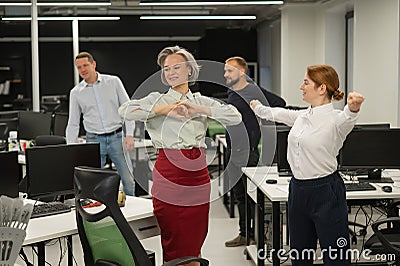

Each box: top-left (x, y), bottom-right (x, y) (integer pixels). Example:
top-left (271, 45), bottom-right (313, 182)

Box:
top-left (260, 125), bottom-right (277, 166)
top-left (25, 143), bottom-right (101, 199)
top-left (18, 111), bottom-right (52, 140)
top-left (0, 151), bottom-right (19, 198)
top-left (338, 128), bottom-right (400, 181)
top-left (52, 112), bottom-right (68, 136)
top-left (353, 123), bottom-right (390, 130)
top-left (260, 124), bottom-right (291, 167)
top-left (276, 129), bottom-right (292, 176)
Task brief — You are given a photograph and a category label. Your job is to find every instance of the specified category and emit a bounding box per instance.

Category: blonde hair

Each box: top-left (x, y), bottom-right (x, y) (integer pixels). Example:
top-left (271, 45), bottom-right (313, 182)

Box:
top-left (157, 46), bottom-right (200, 86)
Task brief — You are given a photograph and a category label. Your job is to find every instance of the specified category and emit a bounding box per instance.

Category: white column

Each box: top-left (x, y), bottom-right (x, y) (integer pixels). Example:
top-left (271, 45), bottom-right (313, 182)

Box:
top-left (31, 0), bottom-right (40, 112)
top-left (280, 4), bottom-right (319, 106)
top-left (280, 2), bottom-right (347, 108)
top-left (72, 19), bottom-right (80, 86)
top-left (353, 0), bottom-right (399, 126)
top-left (319, 3), bottom-right (347, 109)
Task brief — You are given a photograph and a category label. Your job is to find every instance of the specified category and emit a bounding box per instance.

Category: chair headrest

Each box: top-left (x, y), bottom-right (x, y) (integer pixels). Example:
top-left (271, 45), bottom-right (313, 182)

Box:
top-left (74, 166), bottom-right (120, 204)
top-left (34, 135), bottom-right (66, 146)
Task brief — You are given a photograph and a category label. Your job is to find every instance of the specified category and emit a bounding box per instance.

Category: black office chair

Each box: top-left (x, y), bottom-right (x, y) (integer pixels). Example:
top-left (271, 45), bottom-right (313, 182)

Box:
top-left (73, 166), bottom-right (209, 266)
top-left (34, 135), bottom-right (66, 146)
top-left (364, 201), bottom-right (400, 265)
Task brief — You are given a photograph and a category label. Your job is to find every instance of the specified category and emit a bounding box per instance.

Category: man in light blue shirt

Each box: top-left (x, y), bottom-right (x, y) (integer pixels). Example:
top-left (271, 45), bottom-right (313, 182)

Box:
top-left (66, 51), bottom-right (135, 196)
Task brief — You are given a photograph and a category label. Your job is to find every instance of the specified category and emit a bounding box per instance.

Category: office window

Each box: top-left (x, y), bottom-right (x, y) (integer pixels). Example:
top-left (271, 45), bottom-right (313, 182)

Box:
top-left (247, 62), bottom-right (258, 84)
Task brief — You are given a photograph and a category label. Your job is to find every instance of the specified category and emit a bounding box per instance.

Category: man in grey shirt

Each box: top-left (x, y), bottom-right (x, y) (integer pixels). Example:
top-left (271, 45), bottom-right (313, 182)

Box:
top-left (66, 51), bottom-right (135, 196)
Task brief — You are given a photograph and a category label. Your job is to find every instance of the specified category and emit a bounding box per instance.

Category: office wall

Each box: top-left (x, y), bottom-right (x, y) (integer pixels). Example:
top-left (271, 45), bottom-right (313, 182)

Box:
top-left (280, 4), bottom-right (319, 107)
top-left (277, 0), bottom-right (400, 126)
top-left (353, 0), bottom-right (399, 126)
top-left (279, 2), bottom-right (348, 107)
top-left (0, 19), bottom-right (257, 109)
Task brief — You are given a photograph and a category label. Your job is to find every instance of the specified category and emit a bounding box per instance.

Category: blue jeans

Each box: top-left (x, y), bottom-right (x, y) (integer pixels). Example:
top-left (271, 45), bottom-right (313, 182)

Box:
top-left (86, 131), bottom-right (135, 196)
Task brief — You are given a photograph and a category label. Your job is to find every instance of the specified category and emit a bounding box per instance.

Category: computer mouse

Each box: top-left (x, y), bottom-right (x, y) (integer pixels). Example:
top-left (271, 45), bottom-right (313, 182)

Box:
top-left (265, 179), bottom-right (278, 184)
top-left (381, 186), bottom-right (392, 193)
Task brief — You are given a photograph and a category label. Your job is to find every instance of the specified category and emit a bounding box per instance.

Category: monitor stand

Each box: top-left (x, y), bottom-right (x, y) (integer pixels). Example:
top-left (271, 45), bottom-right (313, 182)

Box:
top-left (358, 169), bottom-right (394, 183)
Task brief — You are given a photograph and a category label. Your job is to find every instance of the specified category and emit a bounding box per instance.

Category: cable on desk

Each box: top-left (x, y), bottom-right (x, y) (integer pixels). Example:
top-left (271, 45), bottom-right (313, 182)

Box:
top-left (19, 248), bottom-right (34, 266)
top-left (58, 238), bottom-right (66, 265)
top-left (31, 244), bottom-right (52, 266)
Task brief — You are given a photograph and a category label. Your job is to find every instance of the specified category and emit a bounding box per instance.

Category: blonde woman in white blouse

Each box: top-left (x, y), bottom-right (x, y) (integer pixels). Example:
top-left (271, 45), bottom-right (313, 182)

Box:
top-left (119, 46), bottom-right (241, 265)
top-left (251, 64), bottom-right (364, 265)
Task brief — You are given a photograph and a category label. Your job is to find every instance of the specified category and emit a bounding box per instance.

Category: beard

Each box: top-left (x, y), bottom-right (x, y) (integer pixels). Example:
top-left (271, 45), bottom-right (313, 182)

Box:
top-left (226, 77), bottom-right (240, 87)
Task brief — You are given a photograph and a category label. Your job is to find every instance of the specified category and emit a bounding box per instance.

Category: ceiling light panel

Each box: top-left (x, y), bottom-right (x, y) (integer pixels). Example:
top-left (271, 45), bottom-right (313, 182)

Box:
top-left (0, 1), bottom-right (111, 6)
top-left (1, 16), bottom-right (120, 20)
top-left (140, 15), bottom-right (257, 19)
top-left (139, 1), bottom-right (284, 6)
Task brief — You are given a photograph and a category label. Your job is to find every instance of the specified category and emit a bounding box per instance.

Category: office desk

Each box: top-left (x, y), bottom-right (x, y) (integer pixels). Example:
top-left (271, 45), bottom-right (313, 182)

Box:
top-left (24, 196), bottom-right (158, 266)
top-left (215, 134), bottom-right (235, 218)
top-left (243, 166), bottom-right (400, 266)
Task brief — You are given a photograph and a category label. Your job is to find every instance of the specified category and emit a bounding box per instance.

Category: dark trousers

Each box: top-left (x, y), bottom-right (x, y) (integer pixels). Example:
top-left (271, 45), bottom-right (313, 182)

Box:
top-left (227, 149), bottom-right (259, 239)
top-left (288, 171), bottom-right (350, 266)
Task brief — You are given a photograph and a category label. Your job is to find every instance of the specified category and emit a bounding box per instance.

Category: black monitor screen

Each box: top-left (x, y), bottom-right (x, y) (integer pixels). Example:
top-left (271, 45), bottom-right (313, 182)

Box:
top-left (53, 112), bottom-right (68, 136)
top-left (25, 143), bottom-right (101, 199)
top-left (260, 125), bottom-right (277, 166)
top-left (18, 111), bottom-right (52, 140)
top-left (339, 128), bottom-right (400, 170)
top-left (277, 130), bottom-right (292, 174)
top-left (260, 125), bottom-right (291, 166)
top-left (0, 151), bottom-right (19, 198)
top-left (353, 123), bottom-right (390, 130)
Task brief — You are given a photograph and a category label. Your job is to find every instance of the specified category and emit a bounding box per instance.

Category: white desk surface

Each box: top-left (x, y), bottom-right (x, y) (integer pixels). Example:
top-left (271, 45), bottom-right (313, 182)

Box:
top-left (24, 196), bottom-right (154, 246)
top-left (133, 138), bottom-right (153, 149)
top-left (243, 166), bottom-right (400, 202)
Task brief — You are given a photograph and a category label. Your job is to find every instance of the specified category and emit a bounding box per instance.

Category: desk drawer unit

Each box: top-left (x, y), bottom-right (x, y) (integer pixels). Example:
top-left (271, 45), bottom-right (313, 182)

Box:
top-left (129, 216), bottom-right (160, 240)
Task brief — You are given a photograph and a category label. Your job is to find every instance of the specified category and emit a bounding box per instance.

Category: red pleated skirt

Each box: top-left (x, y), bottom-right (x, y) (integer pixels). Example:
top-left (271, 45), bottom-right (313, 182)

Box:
top-left (152, 148), bottom-right (211, 262)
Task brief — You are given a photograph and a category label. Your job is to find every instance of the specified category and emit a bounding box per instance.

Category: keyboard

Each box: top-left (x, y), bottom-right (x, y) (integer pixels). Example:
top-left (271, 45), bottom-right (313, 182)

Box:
top-left (345, 182), bottom-right (376, 192)
top-left (31, 201), bottom-right (72, 218)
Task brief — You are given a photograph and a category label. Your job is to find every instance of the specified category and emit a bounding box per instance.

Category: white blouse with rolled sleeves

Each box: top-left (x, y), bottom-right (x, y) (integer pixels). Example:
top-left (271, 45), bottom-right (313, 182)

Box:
top-left (119, 88), bottom-right (242, 149)
top-left (253, 103), bottom-right (359, 180)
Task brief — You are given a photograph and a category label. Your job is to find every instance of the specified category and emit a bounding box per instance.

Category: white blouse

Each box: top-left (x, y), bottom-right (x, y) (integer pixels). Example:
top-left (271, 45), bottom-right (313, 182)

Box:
top-left (119, 89), bottom-right (241, 149)
top-left (254, 103), bottom-right (359, 179)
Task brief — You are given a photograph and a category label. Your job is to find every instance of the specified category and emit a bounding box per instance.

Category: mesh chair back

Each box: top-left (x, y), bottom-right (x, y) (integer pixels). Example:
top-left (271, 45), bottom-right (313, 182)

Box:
top-left (73, 166), bottom-right (152, 266)
top-left (83, 217), bottom-right (135, 265)
top-left (0, 227), bottom-right (26, 265)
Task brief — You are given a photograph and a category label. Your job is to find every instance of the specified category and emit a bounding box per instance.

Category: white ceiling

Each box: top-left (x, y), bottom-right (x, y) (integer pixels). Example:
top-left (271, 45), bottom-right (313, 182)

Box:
top-left (1, 0), bottom-right (321, 29)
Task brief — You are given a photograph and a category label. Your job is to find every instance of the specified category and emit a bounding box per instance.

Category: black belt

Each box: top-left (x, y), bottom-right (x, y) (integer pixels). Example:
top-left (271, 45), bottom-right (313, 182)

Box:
top-left (96, 127), bottom-right (122, 137)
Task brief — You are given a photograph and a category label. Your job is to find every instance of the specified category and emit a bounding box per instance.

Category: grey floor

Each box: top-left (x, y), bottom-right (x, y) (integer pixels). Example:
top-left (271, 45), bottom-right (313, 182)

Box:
top-left (141, 197), bottom-right (255, 266)
top-left (16, 160), bottom-right (387, 266)
top-left (16, 196), bottom-right (253, 266)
